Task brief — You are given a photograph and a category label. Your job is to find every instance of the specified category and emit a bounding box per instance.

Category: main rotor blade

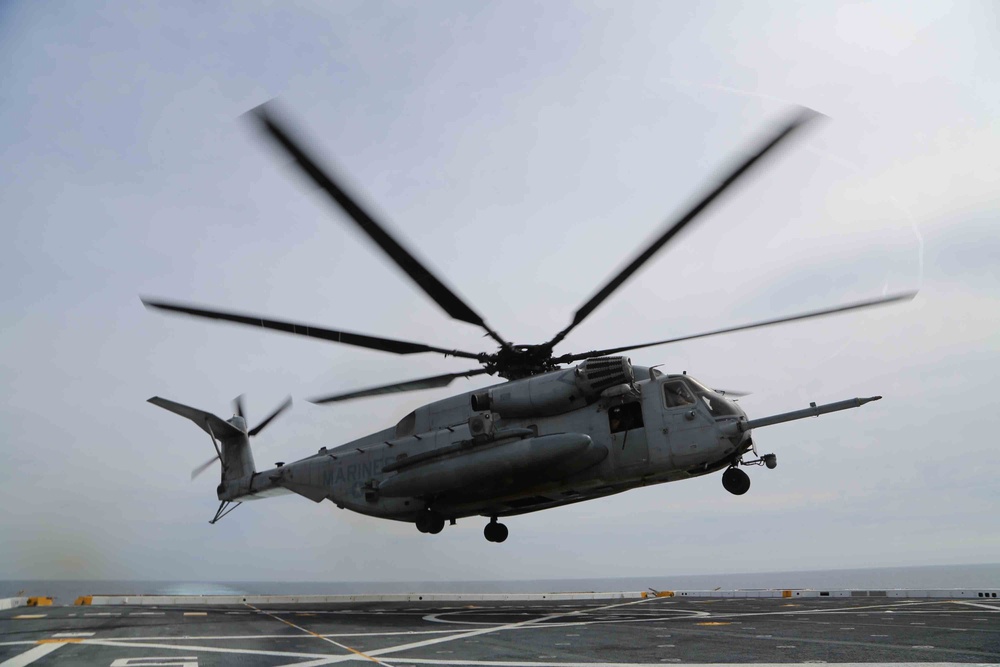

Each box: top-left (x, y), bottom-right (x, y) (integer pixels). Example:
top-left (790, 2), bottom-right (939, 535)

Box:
top-left (555, 290), bottom-right (917, 363)
top-left (309, 368), bottom-right (490, 405)
top-left (233, 394), bottom-right (246, 419)
top-left (544, 107), bottom-right (821, 351)
top-left (191, 455), bottom-right (218, 481)
top-left (249, 396), bottom-right (292, 437)
top-left (141, 298), bottom-right (484, 361)
top-left (249, 102), bottom-right (510, 350)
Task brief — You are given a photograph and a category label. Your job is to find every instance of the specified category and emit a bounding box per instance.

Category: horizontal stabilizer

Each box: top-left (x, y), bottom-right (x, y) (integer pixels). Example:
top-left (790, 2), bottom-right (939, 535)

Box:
top-left (148, 396), bottom-right (244, 439)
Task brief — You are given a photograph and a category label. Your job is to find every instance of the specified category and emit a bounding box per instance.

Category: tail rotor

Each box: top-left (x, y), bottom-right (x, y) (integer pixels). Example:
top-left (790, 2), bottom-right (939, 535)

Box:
top-left (147, 394), bottom-right (291, 480)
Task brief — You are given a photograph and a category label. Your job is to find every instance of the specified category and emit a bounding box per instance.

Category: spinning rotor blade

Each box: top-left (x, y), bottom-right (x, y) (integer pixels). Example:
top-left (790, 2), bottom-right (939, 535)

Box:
top-left (556, 291), bottom-right (917, 363)
top-left (233, 394), bottom-right (246, 419)
top-left (309, 368), bottom-right (490, 405)
top-left (545, 107), bottom-right (821, 351)
top-left (191, 455), bottom-right (218, 481)
top-left (249, 396), bottom-right (292, 437)
top-left (249, 102), bottom-right (510, 350)
top-left (141, 298), bottom-right (484, 360)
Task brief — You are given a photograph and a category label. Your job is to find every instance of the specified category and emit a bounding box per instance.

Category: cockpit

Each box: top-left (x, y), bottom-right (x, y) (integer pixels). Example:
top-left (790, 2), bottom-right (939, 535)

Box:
top-left (658, 373), bottom-right (743, 418)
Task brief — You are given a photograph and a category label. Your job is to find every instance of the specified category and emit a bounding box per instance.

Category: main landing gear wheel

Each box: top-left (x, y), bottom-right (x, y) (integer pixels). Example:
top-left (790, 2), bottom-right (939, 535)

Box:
top-left (415, 509), bottom-right (445, 534)
top-left (722, 467), bottom-right (751, 495)
top-left (484, 518), bottom-right (508, 543)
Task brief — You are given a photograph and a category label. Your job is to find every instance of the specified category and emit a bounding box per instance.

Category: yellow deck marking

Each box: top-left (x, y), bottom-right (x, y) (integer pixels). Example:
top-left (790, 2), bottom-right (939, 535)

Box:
top-left (36, 639), bottom-right (83, 644)
top-left (13, 615), bottom-right (46, 619)
top-left (696, 621), bottom-right (731, 626)
top-left (183, 612), bottom-right (208, 616)
top-left (244, 603), bottom-right (389, 664)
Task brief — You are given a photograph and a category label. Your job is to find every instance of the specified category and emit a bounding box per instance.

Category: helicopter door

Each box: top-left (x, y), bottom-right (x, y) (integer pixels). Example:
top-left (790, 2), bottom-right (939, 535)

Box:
top-left (660, 379), bottom-right (716, 468)
top-left (608, 401), bottom-right (648, 470)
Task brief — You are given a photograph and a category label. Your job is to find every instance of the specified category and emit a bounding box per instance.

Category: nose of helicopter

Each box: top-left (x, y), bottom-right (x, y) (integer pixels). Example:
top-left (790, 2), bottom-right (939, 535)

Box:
top-left (713, 395), bottom-right (749, 444)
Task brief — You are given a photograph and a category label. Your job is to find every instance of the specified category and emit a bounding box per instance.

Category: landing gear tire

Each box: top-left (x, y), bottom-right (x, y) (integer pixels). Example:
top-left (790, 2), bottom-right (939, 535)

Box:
top-left (484, 519), bottom-right (508, 543)
top-left (722, 467), bottom-right (751, 495)
top-left (415, 509), bottom-right (445, 534)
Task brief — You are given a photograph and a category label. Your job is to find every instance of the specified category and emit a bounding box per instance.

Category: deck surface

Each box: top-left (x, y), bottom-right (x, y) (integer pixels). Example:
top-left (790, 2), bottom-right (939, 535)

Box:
top-left (2, 596), bottom-right (998, 665)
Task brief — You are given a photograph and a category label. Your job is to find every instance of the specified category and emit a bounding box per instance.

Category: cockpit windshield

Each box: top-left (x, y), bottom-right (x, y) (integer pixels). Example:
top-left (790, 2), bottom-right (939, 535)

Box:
top-left (663, 376), bottom-right (742, 417)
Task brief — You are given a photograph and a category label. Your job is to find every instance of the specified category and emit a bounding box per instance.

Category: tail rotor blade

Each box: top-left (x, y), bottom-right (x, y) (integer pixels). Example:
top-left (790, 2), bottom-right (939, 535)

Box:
top-left (191, 455), bottom-right (219, 481)
top-left (249, 396), bottom-right (292, 437)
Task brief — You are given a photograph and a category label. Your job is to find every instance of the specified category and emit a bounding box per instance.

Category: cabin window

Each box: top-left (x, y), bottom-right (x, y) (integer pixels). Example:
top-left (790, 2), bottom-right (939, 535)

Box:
top-left (609, 402), bottom-right (644, 433)
top-left (664, 381), bottom-right (696, 408)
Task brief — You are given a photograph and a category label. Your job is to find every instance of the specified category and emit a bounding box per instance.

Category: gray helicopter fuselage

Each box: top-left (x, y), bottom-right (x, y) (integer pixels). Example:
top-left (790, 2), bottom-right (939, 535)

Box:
top-left (230, 363), bottom-right (751, 523)
top-left (144, 105), bottom-right (901, 538)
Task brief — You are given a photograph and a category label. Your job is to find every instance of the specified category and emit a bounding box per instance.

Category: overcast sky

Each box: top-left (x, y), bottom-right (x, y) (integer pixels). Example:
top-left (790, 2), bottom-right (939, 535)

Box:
top-left (1, 1), bottom-right (997, 583)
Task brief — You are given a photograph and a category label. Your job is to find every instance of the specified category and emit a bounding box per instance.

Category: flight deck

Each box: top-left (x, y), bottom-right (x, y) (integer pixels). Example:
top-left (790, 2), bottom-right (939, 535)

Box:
top-left (2, 592), bottom-right (998, 666)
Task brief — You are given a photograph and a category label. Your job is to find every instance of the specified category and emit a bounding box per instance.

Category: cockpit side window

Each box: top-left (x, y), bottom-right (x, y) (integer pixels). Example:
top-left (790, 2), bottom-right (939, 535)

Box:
top-left (664, 377), bottom-right (742, 417)
top-left (663, 381), bottom-right (696, 408)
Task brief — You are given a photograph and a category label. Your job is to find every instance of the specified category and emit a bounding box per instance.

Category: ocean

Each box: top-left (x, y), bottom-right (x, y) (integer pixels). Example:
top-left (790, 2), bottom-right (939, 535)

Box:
top-left (3, 563), bottom-right (997, 604)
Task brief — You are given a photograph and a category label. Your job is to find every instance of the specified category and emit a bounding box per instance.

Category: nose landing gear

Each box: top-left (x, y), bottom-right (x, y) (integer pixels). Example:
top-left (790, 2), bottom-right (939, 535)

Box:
top-left (723, 452), bottom-right (777, 495)
top-left (722, 467), bottom-right (751, 495)
top-left (484, 517), bottom-right (508, 543)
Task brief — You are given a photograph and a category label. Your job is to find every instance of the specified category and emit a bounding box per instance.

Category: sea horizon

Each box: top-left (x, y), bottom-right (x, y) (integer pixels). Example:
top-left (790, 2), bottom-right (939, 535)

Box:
top-left (3, 562), bottom-right (998, 603)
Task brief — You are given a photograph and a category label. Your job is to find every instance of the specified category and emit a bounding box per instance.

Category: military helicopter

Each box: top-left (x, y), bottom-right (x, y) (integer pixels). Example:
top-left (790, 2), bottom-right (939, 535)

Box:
top-left (145, 103), bottom-right (914, 541)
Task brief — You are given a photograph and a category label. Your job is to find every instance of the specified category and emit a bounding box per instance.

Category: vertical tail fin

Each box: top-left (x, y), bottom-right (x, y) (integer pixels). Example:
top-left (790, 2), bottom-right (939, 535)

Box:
top-left (147, 396), bottom-right (257, 485)
top-left (148, 395), bottom-right (290, 502)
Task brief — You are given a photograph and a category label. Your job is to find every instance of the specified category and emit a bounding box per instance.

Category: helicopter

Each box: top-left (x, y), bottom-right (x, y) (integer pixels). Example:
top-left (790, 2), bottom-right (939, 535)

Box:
top-left (145, 102), bottom-right (915, 542)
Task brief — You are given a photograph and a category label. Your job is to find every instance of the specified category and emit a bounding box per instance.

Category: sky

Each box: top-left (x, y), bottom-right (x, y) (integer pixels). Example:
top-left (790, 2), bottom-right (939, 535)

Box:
top-left (1, 1), bottom-right (998, 583)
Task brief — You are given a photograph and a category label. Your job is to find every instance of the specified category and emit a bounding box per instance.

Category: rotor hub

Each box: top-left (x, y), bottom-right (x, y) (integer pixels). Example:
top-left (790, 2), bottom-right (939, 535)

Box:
top-left (489, 344), bottom-right (557, 380)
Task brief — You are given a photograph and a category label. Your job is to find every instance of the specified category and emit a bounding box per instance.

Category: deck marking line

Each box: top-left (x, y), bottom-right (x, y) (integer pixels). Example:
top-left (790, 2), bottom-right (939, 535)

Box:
top-left (686, 600), bottom-right (930, 622)
top-left (951, 601), bottom-right (1000, 611)
top-left (81, 639), bottom-right (330, 660)
top-left (0, 641), bottom-right (64, 667)
top-left (86, 629), bottom-right (460, 642)
top-left (356, 596), bottom-right (664, 663)
top-left (35, 639), bottom-right (82, 644)
top-left (300, 660), bottom-right (999, 667)
top-left (245, 602), bottom-right (393, 666)
top-left (11, 615), bottom-right (45, 620)
top-left (52, 633), bottom-right (95, 638)
top-left (108, 658), bottom-right (198, 667)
